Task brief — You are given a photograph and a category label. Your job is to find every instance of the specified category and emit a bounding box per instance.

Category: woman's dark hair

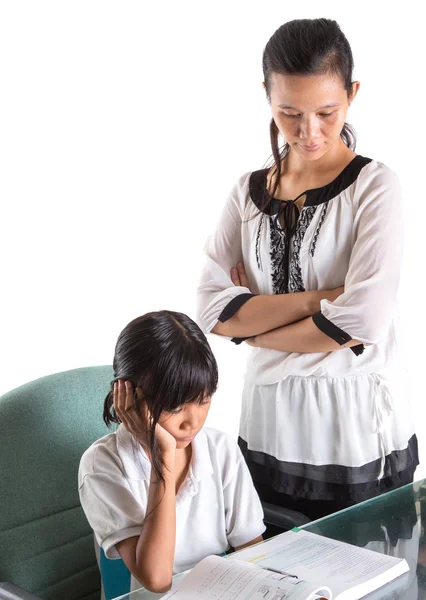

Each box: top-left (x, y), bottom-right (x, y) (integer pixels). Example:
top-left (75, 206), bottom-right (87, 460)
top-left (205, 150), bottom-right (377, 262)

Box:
top-left (263, 18), bottom-right (356, 199)
top-left (103, 310), bottom-right (218, 483)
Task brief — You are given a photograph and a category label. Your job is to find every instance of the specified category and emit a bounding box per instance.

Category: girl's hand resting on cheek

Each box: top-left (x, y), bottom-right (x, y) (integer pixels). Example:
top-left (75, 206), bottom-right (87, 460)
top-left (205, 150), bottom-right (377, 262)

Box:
top-left (113, 380), bottom-right (177, 459)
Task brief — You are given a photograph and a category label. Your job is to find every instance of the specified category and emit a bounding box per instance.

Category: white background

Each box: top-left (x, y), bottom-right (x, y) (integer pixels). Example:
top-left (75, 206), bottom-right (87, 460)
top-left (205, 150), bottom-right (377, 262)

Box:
top-left (1, 2), bottom-right (424, 477)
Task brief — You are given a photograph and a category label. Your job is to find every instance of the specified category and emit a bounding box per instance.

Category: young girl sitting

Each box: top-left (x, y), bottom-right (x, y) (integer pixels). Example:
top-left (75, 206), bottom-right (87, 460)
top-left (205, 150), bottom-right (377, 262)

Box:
top-left (78, 310), bottom-right (265, 594)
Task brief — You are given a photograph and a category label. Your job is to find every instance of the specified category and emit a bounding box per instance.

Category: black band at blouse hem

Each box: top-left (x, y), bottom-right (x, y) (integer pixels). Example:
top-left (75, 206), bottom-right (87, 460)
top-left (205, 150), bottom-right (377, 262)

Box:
top-left (312, 311), bottom-right (365, 356)
top-left (238, 434), bottom-right (419, 503)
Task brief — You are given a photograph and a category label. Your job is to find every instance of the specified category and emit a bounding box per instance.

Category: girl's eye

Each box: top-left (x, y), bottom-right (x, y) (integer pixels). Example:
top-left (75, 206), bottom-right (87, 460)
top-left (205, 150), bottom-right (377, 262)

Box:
top-left (284, 113), bottom-right (300, 119)
top-left (318, 112), bottom-right (335, 117)
top-left (200, 399), bottom-right (211, 406)
top-left (168, 408), bottom-right (183, 415)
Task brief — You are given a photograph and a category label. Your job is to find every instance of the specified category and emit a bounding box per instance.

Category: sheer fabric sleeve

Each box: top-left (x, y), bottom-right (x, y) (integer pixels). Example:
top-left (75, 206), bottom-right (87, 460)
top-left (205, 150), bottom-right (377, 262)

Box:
top-left (196, 173), bottom-right (256, 337)
top-left (312, 164), bottom-right (403, 347)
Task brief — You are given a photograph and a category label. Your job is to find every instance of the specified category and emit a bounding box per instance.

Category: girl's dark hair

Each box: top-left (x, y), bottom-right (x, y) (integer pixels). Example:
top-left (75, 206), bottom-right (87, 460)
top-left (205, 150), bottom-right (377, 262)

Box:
top-left (103, 310), bottom-right (218, 483)
top-left (263, 18), bottom-right (356, 199)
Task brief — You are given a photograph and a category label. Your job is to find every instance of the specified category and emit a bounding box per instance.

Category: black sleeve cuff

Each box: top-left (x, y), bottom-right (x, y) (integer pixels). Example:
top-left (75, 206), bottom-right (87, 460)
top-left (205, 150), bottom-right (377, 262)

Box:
top-left (231, 336), bottom-right (253, 345)
top-left (218, 293), bottom-right (257, 323)
top-left (312, 311), bottom-right (365, 356)
top-left (312, 311), bottom-right (352, 345)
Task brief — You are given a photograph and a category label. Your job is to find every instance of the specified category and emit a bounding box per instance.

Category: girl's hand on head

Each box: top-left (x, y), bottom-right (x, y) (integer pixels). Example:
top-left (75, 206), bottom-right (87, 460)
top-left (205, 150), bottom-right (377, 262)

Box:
top-left (230, 262), bottom-right (250, 289)
top-left (113, 380), bottom-right (176, 458)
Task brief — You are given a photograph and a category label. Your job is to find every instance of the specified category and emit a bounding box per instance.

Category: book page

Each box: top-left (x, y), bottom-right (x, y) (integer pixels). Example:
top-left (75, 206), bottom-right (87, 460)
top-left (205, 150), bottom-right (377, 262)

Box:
top-left (162, 554), bottom-right (331, 600)
top-left (232, 530), bottom-right (409, 600)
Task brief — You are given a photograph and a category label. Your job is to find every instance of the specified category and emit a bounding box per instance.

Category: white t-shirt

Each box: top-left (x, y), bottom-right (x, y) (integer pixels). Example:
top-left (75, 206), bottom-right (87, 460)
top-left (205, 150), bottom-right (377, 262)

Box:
top-left (78, 425), bottom-right (265, 588)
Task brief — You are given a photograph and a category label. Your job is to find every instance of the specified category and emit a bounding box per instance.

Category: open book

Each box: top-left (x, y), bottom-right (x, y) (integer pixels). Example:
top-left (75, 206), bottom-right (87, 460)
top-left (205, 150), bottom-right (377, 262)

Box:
top-left (163, 529), bottom-right (409, 600)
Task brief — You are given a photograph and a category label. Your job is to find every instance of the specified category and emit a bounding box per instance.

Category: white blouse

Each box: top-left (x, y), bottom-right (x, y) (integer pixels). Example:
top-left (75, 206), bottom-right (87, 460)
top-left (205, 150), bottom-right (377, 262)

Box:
top-left (197, 157), bottom-right (404, 387)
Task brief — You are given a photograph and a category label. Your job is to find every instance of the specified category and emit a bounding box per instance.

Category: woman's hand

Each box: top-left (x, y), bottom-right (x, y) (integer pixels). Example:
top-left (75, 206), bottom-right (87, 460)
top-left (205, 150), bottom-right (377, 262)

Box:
top-left (113, 380), bottom-right (177, 458)
top-left (230, 262), bottom-right (251, 288)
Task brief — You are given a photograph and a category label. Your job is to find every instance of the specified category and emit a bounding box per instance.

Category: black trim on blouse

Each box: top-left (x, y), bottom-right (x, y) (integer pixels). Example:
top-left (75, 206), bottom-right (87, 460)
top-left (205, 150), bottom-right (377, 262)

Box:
top-left (221, 156), bottom-right (373, 349)
top-left (218, 293), bottom-right (256, 323)
top-left (249, 155), bottom-right (373, 295)
top-left (248, 155), bottom-right (370, 354)
top-left (249, 155), bottom-right (373, 214)
top-left (217, 294), bottom-right (257, 346)
top-left (312, 311), bottom-right (365, 356)
top-left (231, 336), bottom-right (252, 345)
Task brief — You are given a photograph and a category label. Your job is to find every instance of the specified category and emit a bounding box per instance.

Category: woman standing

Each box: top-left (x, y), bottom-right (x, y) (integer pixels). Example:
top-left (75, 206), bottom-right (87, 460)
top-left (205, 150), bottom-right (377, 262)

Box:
top-left (196, 18), bottom-right (418, 521)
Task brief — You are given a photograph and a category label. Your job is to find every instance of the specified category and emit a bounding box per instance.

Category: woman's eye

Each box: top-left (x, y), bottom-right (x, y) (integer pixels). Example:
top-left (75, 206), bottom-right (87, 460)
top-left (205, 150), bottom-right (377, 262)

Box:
top-left (169, 408), bottom-right (183, 415)
top-left (318, 112), bottom-right (334, 117)
top-left (284, 113), bottom-right (300, 118)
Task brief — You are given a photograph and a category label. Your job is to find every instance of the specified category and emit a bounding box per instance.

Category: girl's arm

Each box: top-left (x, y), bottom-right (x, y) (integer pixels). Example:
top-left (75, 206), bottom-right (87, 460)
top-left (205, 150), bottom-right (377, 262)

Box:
top-left (212, 262), bottom-right (344, 338)
top-left (114, 381), bottom-right (177, 593)
top-left (234, 535), bottom-right (264, 551)
top-left (116, 455), bottom-right (176, 593)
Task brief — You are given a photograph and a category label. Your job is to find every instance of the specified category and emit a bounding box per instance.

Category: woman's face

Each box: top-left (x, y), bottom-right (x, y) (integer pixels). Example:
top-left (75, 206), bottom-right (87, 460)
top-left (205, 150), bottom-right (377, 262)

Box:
top-left (267, 72), bottom-right (359, 161)
top-left (158, 397), bottom-right (212, 449)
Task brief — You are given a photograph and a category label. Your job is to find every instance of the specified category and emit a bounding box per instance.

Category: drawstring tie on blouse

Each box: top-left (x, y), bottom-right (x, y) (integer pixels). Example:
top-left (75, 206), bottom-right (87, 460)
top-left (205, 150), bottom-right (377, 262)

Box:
top-left (373, 376), bottom-right (395, 480)
top-left (273, 198), bottom-right (301, 293)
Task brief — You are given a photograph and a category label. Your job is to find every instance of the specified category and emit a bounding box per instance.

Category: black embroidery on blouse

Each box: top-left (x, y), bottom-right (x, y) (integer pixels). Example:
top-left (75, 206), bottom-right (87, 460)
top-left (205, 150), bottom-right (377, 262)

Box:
top-left (249, 155), bottom-right (373, 293)
top-left (309, 201), bottom-right (329, 258)
top-left (289, 206), bottom-right (317, 292)
top-left (269, 217), bottom-right (287, 294)
top-left (269, 206), bottom-right (317, 294)
top-left (255, 213), bottom-right (265, 271)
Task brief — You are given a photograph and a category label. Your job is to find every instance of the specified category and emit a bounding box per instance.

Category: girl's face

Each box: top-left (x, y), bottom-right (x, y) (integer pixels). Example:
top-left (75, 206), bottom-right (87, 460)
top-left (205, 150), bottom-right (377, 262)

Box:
top-left (158, 398), bottom-right (212, 449)
top-left (267, 72), bottom-right (359, 162)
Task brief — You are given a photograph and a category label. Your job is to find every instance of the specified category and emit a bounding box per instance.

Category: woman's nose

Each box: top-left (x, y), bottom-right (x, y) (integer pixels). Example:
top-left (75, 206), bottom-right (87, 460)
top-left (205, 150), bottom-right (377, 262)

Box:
top-left (299, 115), bottom-right (321, 140)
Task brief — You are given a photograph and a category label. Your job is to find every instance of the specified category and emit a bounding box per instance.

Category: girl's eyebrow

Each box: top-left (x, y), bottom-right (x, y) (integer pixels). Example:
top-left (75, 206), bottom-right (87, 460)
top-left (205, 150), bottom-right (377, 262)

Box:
top-left (278, 103), bottom-right (341, 110)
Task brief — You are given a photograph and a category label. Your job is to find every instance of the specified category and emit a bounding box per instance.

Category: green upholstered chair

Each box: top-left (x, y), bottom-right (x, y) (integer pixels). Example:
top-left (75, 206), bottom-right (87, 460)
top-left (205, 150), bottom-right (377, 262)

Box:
top-left (0, 366), bottom-right (114, 600)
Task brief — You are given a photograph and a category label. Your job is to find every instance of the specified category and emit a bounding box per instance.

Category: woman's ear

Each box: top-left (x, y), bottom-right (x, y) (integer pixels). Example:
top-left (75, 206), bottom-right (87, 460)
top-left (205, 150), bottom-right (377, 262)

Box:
top-left (262, 81), bottom-right (266, 90)
top-left (349, 81), bottom-right (361, 105)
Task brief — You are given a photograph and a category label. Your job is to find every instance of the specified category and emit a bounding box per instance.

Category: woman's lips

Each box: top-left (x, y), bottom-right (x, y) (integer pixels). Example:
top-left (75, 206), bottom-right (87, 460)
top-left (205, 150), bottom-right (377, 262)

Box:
top-left (301, 144), bottom-right (321, 152)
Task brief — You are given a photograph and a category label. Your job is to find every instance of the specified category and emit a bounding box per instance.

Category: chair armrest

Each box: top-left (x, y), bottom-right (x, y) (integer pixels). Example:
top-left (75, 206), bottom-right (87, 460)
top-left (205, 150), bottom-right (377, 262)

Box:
top-left (0, 583), bottom-right (42, 600)
top-left (262, 501), bottom-right (311, 530)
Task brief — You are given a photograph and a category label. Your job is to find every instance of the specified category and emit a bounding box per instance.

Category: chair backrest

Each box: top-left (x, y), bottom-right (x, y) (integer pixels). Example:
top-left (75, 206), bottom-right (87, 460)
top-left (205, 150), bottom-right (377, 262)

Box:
top-left (0, 366), bottom-right (114, 600)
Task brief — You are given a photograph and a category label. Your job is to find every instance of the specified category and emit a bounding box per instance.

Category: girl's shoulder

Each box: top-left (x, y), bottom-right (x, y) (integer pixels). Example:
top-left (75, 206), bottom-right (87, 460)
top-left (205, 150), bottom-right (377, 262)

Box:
top-left (78, 431), bottom-right (122, 483)
top-left (78, 425), bottom-right (149, 484)
top-left (202, 426), bottom-right (239, 448)
top-left (201, 427), bottom-right (244, 470)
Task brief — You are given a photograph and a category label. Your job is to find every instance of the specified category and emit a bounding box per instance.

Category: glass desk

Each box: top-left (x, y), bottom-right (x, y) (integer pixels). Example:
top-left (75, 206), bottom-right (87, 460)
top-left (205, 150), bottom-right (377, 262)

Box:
top-left (112, 478), bottom-right (426, 599)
